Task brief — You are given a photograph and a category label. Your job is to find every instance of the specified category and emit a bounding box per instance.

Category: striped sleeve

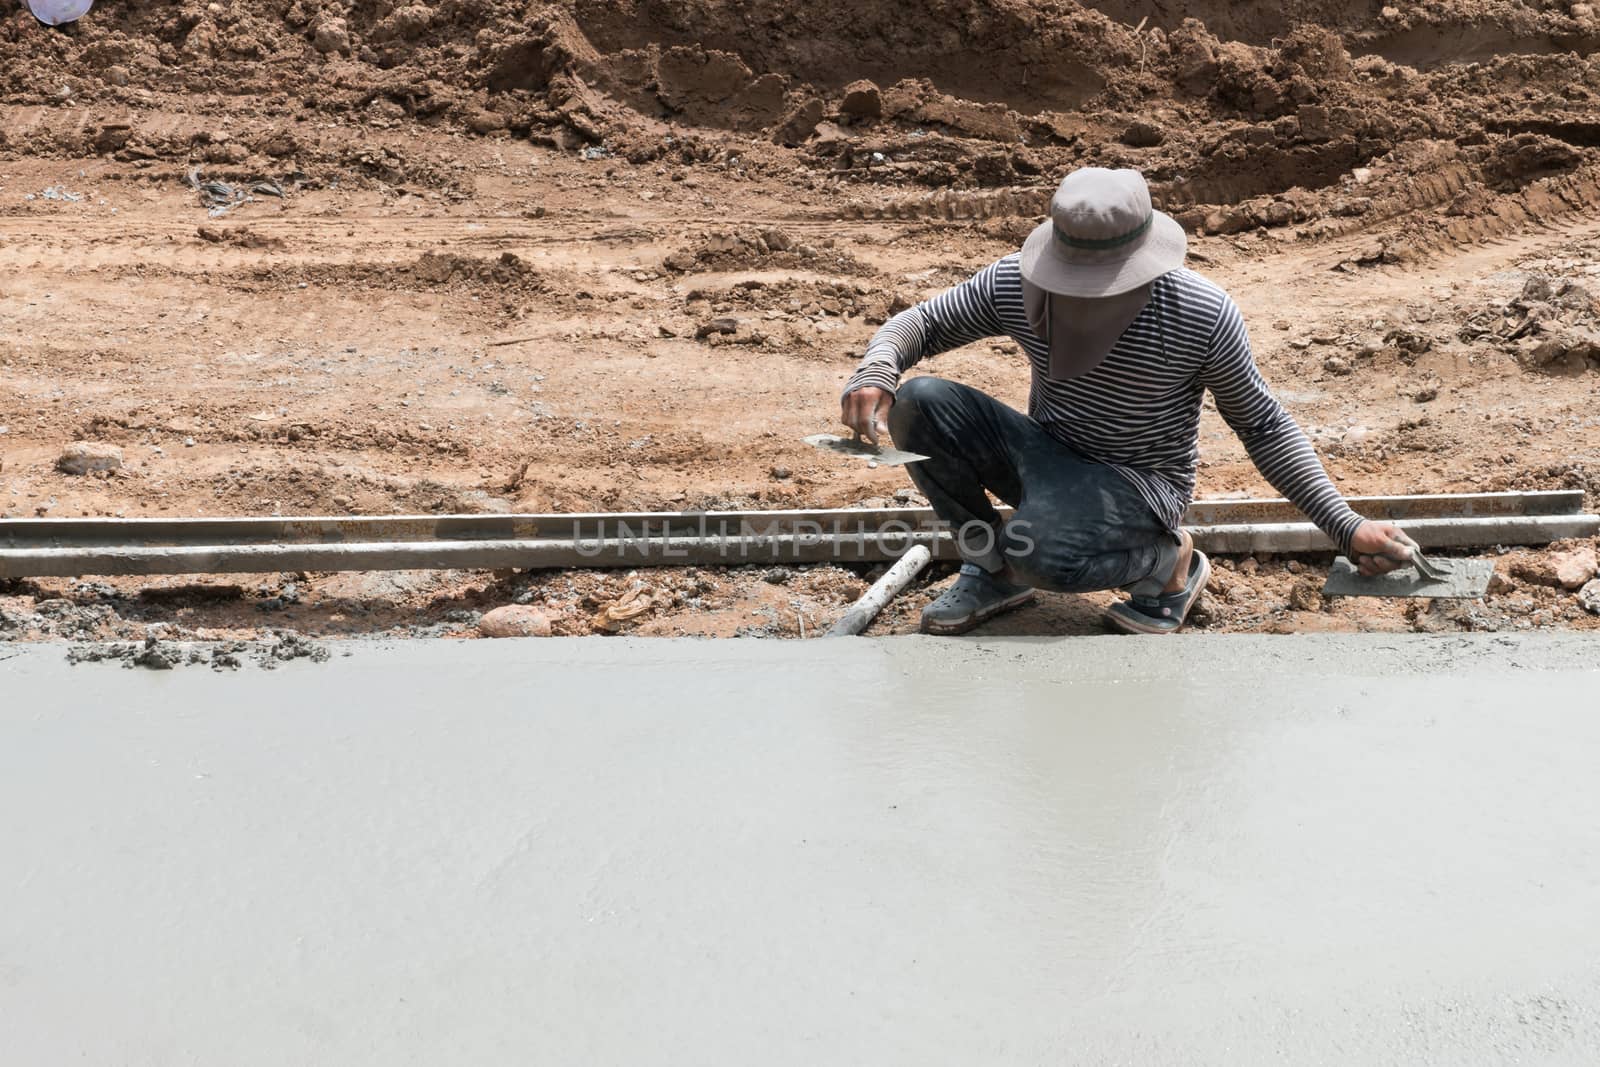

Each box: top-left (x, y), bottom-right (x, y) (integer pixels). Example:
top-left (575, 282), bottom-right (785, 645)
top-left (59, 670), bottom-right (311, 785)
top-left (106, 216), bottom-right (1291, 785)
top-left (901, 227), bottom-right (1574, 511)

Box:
top-left (1200, 297), bottom-right (1366, 554)
top-left (842, 259), bottom-right (1007, 397)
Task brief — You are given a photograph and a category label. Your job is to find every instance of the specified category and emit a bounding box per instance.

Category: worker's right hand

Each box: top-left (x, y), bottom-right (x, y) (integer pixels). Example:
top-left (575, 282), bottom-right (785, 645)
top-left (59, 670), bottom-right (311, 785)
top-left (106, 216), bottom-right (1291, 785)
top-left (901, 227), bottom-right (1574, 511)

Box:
top-left (841, 386), bottom-right (894, 446)
top-left (1350, 520), bottom-right (1414, 576)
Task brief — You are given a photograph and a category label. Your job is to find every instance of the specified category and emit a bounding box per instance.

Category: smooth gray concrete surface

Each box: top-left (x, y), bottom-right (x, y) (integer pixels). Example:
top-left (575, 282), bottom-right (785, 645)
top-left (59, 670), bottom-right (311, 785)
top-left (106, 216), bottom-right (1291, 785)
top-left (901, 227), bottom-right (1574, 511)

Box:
top-left (2, 634), bottom-right (1599, 1066)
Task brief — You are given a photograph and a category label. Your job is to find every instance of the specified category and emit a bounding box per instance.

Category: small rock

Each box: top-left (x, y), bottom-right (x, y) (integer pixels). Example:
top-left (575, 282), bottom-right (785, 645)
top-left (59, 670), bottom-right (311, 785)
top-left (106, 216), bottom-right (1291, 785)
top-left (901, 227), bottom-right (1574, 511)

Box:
top-left (1578, 579), bottom-right (1600, 615)
top-left (770, 465), bottom-right (792, 480)
top-left (1323, 356), bottom-right (1353, 376)
top-left (132, 639), bottom-right (176, 671)
top-left (1552, 547), bottom-right (1599, 590)
top-left (56, 442), bottom-right (123, 475)
top-left (838, 79), bottom-right (882, 120)
top-left (762, 567), bottom-right (793, 585)
top-left (1413, 384), bottom-right (1438, 403)
top-left (1288, 579), bottom-right (1324, 612)
top-left (663, 250), bottom-right (698, 272)
top-left (479, 605), bottom-right (553, 638)
top-left (694, 316), bottom-right (739, 339)
top-left (1486, 570), bottom-right (1517, 596)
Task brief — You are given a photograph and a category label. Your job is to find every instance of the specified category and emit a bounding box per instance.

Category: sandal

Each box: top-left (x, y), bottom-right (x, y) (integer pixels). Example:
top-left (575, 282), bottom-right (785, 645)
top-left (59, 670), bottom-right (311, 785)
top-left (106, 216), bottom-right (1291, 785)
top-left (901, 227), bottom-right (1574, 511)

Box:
top-left (920, 564), bottom-right (1036, 635)
top-left (1105, 550), bottom-right (1210, 635)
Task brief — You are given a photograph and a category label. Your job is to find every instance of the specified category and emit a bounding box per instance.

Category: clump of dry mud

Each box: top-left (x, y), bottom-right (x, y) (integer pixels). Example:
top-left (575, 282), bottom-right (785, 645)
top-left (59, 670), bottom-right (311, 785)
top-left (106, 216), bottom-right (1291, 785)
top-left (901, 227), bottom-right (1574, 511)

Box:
top-left (663, 228), bottom-right (873, 275)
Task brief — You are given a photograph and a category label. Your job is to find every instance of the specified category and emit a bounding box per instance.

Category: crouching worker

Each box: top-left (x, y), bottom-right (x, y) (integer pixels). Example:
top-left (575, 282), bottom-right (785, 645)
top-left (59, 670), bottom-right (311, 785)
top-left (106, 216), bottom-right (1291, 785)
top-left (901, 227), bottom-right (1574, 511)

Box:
top-left (839, 166), bottom-right (1416, 635)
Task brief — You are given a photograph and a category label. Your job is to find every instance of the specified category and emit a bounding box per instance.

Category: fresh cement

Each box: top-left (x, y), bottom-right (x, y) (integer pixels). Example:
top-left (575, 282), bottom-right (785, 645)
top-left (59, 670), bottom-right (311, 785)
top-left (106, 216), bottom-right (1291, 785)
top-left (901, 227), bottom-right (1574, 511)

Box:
top-left (2, 635), bottom-right (1598, 1065)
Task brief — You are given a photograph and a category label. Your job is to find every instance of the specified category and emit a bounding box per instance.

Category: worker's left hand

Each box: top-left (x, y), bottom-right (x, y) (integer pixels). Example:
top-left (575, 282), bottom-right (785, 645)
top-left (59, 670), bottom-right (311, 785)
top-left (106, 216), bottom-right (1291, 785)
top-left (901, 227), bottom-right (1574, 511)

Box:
top-left (1349, 520), bottom-right (1415, 576)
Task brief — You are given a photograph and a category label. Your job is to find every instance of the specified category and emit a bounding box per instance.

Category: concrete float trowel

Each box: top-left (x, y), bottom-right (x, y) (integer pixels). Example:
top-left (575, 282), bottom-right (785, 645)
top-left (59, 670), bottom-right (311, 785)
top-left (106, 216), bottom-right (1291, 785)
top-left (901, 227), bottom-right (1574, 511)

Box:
top-left (1322, 531), bottom-right (1494, 599)
top-left (804, 433), bottom-right (928, 468)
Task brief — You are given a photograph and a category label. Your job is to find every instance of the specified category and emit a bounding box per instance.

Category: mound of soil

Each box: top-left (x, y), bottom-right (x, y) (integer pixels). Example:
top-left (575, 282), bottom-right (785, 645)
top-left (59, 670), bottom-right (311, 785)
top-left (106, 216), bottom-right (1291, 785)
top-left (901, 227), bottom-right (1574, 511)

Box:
top-left (5, 0), bottom-right (1600, 245)
top-left (663, 228), bottom-right (873, 275)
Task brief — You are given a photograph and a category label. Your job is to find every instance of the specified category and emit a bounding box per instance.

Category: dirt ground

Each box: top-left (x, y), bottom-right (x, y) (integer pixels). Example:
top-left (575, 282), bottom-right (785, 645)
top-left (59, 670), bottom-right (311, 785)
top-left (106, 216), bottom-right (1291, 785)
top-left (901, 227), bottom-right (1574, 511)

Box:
top-left (2, 0), bottom-right (1599, 643)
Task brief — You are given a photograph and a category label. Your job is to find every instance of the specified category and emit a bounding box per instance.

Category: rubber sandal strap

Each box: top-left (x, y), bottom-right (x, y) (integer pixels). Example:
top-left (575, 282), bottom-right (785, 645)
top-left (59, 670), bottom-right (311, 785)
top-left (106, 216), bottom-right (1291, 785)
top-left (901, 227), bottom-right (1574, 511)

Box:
top-left (1126, 588), bottom-right (1190, 621)
top-left (1126, 551), bottom-right (1207, 622)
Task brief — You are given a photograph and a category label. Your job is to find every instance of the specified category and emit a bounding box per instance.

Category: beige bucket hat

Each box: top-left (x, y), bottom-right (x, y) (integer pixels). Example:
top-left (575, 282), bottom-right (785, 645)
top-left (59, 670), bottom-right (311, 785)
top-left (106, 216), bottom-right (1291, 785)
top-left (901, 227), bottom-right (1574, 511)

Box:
top-left (1020, 167), bottom-right (1187, 297)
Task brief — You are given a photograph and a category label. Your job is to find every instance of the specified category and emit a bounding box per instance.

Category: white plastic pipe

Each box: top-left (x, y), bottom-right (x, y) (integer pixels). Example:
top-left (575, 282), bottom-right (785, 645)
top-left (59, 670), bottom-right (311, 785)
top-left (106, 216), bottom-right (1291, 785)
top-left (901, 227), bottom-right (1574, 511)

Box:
top-left (826, 545), bottom-right (933, 637)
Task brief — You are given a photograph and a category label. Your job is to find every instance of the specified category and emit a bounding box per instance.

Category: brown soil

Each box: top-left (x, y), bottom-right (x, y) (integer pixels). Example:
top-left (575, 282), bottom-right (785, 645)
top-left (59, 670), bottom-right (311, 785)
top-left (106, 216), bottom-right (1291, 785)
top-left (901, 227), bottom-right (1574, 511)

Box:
top-left (2, 0), bottom-right (1599, 641)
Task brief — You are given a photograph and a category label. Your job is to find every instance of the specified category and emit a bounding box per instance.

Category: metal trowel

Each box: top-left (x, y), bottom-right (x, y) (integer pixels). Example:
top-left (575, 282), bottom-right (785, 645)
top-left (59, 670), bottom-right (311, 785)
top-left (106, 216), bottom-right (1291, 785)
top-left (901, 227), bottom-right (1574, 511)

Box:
top-left (804, 433), bottom-right (928, 467)
top-left (1322, 537), bottom-right (1494, 600)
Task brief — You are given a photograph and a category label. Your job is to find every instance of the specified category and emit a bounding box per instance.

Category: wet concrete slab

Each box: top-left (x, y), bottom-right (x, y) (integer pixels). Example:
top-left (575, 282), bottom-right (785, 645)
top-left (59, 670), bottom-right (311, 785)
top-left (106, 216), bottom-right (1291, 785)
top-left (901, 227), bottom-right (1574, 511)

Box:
top-left (2, 634), bottom-right (1599, 1065)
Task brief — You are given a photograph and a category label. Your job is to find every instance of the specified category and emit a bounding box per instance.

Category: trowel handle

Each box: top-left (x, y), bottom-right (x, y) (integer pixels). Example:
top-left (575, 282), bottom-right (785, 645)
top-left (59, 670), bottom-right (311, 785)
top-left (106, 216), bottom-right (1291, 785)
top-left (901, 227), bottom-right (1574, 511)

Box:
top-left (1385, 530), bottom-right (1444, 579)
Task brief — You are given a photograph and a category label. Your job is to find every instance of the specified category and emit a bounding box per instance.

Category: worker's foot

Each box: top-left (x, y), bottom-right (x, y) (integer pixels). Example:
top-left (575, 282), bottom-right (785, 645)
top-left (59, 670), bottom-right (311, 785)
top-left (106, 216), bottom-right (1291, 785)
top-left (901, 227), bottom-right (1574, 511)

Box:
top-left (920, 563), bottom-right (1035, 635)
top-left (1105, 534), bottom-right (1210, 636)
top-left (1163, 527), bottom-right (1195, 595)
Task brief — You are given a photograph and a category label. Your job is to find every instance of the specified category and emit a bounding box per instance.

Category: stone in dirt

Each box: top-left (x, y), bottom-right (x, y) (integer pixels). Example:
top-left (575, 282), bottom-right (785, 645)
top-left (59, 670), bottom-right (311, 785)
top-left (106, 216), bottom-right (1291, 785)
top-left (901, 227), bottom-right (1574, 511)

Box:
top-left (695, 317), bottom-right (739, 339)
top-left (1288, 578), bottom-right (1324, 612)
top-left (1521, 333), bottom-right (1600, 374)
top-left (1578, 579), bottom-right (1600, 616)
top-left (480, 605), bottom-right (553, 638)
top-left (1514, 548), bottom-right (1599, 590)
top-left (1552, 548), bottom-right (1599, 591)
top-left (56, 442), bottom-right (123, 475)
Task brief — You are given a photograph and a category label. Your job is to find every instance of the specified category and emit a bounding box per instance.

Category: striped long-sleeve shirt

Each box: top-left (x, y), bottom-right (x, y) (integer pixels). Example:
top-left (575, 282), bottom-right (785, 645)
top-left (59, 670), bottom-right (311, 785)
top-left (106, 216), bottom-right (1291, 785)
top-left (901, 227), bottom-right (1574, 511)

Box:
top-left (843, 255), bottom-right (1365, 553)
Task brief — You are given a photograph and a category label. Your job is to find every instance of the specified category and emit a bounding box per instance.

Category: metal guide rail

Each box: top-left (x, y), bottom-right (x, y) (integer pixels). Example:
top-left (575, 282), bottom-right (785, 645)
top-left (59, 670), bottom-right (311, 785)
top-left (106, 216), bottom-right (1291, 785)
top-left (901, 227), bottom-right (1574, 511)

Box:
top-left (0, 492), bottom-right (1594, 578)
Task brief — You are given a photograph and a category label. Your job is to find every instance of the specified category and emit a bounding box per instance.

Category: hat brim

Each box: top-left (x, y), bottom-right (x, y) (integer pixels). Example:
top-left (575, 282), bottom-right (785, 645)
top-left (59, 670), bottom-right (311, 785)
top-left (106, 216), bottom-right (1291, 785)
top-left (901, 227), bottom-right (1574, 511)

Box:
top-left (1019, 211), bottom-right (1188, 297)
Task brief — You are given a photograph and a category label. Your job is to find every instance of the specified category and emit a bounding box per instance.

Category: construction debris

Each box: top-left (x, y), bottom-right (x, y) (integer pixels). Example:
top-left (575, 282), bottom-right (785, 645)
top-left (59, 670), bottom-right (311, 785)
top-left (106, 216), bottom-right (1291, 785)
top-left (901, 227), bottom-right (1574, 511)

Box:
top-left (591, 582), bottom-right (656, 633)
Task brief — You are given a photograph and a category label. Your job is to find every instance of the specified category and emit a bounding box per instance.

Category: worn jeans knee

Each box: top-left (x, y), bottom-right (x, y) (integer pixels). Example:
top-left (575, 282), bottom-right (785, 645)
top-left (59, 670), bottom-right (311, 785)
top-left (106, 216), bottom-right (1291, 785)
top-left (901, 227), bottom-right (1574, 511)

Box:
top-left (886, 376), bottom-right (955, 440)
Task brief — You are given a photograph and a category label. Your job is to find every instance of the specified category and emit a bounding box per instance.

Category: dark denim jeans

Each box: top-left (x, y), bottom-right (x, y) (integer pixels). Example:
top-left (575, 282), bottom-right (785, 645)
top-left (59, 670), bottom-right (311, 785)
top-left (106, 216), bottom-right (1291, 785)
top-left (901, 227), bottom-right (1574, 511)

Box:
top-left (887, 376), bottom-right (1179, 596)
